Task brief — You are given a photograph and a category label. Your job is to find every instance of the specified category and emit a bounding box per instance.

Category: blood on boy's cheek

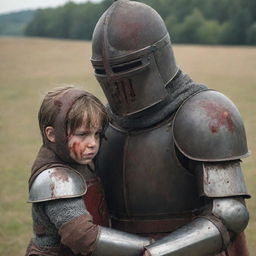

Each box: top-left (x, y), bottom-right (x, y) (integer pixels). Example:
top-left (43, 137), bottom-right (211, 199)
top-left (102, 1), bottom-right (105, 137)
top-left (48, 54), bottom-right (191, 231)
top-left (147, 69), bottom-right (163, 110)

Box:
top-left (69, 141), bottom-right (88, 160)
top-left (68, 137), bottom-right (99, 164)
top-left (69, 141), bottom-right (81, 160)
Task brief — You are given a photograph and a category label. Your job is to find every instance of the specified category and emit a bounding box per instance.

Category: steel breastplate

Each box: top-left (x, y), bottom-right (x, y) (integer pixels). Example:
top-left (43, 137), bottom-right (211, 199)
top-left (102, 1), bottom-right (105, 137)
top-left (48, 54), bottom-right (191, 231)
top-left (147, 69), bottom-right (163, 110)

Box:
top-left (97, 117), bottom-right (204, 233)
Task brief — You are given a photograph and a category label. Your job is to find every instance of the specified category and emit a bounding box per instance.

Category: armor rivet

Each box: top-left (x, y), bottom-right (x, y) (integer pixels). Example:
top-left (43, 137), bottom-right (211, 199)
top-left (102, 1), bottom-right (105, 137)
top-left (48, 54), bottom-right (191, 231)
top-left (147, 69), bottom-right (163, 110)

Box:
top-left (150, 45), bottom-right (157, 52)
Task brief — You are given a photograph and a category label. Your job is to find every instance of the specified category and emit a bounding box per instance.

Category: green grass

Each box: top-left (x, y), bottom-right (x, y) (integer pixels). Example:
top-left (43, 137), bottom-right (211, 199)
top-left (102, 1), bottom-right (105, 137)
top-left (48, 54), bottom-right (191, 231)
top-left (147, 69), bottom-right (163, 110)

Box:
top-left (0, 37), bottom-right (255, 255)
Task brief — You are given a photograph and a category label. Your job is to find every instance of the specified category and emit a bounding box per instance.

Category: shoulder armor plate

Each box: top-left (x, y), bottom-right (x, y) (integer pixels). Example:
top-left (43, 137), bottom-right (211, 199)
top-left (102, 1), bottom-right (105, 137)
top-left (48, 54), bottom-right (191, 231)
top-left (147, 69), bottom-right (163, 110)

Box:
top-left (28, 167), bottom-right (87, 203)
top-left (196, 161), bottom-right (250, 198)
top-left (173, 90), bottom-right (249, 161)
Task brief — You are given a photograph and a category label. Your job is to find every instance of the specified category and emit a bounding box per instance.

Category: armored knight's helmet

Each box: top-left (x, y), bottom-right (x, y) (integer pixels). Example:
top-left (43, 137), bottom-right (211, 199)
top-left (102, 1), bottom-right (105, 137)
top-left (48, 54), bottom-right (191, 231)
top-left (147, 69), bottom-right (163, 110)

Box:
top-left (91, 0), bottom-right (178, 116)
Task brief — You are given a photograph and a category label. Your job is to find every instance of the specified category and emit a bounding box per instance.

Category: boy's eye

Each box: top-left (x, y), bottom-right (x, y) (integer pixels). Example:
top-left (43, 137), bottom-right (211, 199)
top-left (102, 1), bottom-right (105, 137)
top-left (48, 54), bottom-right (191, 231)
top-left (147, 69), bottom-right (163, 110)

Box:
top-left (74, 129), bottom-right (102, 137)
top-left (76, 132), bottom-right (89, 137)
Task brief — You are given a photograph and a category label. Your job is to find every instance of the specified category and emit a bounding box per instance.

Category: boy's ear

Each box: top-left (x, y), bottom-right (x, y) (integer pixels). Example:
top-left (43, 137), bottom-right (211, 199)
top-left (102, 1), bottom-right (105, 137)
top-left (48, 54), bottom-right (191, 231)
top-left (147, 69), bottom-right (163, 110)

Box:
top-left (45, 126), bottom-right (55, 143)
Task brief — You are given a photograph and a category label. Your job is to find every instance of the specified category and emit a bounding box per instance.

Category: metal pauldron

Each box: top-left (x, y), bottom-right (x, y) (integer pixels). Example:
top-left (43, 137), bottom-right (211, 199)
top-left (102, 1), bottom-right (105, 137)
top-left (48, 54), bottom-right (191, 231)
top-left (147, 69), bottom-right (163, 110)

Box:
top-left (173, 90), bottom-right (249, 161)
top-left (28, 167), bottom-right (87, 203)
top-left (92, 226), bottom-right (152, 256)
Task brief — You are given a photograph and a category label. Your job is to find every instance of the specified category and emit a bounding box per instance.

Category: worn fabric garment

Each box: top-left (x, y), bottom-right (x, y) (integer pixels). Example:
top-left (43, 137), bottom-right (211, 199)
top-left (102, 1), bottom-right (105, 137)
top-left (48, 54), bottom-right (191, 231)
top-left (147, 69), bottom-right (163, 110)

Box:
top-left (213, 232), bottom-right (249, 256)
top-left (224, 232), bottom-right (249, 256)
top-left (32, 198), bottom-right (86, 248)
top-left (59, 215), bottom-right (99, 256)
top-left (26, 198), bottom-right (92, 256)
top-left (26, 146), bottom-right (109, 256)
top-left (41, 88), bottom-right (88, 164)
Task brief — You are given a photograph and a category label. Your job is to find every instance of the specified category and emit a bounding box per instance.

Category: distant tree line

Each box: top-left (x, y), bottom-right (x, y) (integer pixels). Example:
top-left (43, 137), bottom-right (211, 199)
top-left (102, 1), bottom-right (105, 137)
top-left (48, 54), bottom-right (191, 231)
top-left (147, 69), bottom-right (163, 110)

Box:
top-left (25, 0), bottom-right (256, 45)
top-left (0, 10), bottom-right (34, 36)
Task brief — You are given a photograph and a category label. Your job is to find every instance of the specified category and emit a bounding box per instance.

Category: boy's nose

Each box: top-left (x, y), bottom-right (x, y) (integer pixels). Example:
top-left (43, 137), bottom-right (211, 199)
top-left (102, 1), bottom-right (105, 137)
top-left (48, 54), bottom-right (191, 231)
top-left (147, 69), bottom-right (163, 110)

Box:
top-left (87, 136), bottom-right (97, 148)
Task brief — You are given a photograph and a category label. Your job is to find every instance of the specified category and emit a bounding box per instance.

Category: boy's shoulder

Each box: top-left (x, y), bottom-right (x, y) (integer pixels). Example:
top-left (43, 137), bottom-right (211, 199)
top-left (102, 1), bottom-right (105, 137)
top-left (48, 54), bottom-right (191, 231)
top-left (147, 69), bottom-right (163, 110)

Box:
top-left (28, 166), bottom-right (87, 203)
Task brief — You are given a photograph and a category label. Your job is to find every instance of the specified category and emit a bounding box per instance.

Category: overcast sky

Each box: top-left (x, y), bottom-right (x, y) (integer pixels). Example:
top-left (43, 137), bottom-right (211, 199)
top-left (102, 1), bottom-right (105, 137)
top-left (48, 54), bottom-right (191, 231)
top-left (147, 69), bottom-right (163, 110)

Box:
top-left (0, 0), bottom-right (102, 14)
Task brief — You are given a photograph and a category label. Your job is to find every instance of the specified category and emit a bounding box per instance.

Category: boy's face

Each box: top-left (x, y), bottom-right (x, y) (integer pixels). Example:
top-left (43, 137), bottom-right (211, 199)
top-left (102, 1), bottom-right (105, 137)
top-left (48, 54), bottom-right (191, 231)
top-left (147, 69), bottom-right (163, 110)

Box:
top-left (67, 113), bottom-right (101, 165)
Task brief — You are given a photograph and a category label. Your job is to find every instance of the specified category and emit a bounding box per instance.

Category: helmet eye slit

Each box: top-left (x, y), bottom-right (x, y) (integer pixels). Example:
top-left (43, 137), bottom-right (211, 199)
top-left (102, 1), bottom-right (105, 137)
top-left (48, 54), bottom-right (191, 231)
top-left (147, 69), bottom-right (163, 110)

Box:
top-left (112, 59), bottom-right (142, 73)
top-left (94, 59), bottom-right (143, 75)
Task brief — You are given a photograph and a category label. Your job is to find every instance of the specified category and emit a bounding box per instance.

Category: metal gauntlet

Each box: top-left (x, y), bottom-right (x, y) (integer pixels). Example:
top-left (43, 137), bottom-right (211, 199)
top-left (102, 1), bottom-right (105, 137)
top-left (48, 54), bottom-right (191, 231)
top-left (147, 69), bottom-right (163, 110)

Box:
top-left (145, 217), bottom-right (222, 256)
top-left (93, 227), bottom-right (152, 256)
top-left (145, 198), bottom-right (249, 256)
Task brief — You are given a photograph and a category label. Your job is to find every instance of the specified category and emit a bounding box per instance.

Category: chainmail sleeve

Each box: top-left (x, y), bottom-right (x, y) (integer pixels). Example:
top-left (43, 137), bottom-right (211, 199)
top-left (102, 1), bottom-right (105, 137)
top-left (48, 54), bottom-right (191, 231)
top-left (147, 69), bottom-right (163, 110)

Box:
top-left (45, 197), bottom-right (100, 255)
top-left (44, 197), bottom-right (88, 229)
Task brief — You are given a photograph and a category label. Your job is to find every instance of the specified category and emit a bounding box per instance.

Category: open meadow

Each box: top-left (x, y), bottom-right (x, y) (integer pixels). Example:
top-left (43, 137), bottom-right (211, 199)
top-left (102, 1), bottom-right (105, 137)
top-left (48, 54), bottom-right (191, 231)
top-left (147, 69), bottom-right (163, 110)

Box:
top-left (0, 37), bottom-right (255, 255)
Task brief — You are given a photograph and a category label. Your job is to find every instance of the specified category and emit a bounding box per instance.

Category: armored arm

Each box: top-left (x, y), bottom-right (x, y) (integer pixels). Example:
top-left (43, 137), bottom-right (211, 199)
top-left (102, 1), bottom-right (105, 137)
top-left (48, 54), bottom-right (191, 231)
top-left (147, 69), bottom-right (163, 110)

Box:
top-left (46, 199), bottom-right (151, 256)
top-left (92, 227), bottom-right (152, 256)
top-left (145, 162), bottom-right (249, 256)
top-left (145, 90), bottom-right (250, 256)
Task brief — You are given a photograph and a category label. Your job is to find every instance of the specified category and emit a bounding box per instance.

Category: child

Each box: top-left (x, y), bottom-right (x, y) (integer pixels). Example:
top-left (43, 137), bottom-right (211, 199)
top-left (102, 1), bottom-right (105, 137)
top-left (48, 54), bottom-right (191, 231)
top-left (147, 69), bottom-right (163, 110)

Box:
top-left (26, 86), bottom-right (151, 256)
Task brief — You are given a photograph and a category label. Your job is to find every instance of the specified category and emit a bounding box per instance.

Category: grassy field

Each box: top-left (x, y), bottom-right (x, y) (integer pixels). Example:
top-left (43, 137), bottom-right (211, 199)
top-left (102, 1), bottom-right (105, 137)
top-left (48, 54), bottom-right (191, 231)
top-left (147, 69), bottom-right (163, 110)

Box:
top-left (0, 37), bottom-right (255, 255)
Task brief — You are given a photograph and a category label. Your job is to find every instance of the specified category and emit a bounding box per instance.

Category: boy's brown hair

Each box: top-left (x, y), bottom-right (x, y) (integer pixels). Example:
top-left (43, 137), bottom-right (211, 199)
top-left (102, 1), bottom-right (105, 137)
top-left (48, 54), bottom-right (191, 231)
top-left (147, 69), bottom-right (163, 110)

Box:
top-left (38, 86), bottom-right (108, 140)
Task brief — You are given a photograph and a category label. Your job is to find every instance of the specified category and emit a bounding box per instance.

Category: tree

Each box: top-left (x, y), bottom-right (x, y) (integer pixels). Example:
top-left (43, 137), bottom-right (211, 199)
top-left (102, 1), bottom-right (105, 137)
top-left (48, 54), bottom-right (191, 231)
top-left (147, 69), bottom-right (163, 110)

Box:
top-left (220, 8), bottom-right (253, 45)
top-left (197, 20), bottom-right (223, 44)
top-left (24, 0), bottom-right (256, 45)
top-left (25, 10), bottom-right (48, 37)
top-left (246, 23), bottom-right (256, 44)
top-left (69, 2), bottom-right (105, 40)
top-left (176, 8), bottom-right (205, 44)
top-left (200, 0), bottom-right (230, 23)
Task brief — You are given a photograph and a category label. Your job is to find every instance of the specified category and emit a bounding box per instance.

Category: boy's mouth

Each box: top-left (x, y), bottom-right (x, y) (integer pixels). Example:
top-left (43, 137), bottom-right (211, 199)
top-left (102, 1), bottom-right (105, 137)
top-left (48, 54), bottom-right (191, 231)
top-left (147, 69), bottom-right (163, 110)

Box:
top-left (82, 152), bottom-right (96, 159)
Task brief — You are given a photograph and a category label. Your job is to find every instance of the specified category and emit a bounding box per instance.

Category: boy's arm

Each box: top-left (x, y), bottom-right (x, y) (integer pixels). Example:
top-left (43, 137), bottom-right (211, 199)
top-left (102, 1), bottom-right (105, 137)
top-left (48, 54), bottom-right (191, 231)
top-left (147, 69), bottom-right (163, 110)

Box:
top-left (29, 167), bottom-right (151, 255)
top-left (46, 197), bottom-right (151, 256)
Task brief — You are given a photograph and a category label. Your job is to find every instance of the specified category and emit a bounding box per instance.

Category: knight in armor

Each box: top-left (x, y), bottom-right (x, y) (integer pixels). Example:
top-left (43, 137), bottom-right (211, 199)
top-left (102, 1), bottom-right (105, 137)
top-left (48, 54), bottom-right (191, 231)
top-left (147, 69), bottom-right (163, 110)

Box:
top-left (91, 1), bottom-right (251, 255)
top-left (26, 86), bottom-right (151, 256)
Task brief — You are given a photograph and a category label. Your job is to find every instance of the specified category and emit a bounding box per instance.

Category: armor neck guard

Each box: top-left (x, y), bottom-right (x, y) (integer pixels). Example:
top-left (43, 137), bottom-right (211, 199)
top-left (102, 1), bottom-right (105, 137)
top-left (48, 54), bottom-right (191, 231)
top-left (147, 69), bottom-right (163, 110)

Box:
top-left (107, 70), bottom-right (207, 130)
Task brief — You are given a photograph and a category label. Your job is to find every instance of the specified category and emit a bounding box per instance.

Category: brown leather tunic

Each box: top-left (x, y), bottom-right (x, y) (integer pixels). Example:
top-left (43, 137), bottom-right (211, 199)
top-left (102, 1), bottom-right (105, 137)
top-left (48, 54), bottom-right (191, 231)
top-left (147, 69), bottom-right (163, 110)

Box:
top-left (25, 146), bottom-right (109, 256)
